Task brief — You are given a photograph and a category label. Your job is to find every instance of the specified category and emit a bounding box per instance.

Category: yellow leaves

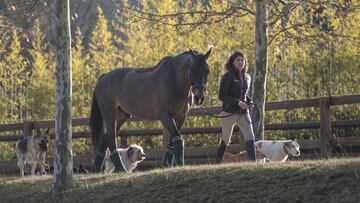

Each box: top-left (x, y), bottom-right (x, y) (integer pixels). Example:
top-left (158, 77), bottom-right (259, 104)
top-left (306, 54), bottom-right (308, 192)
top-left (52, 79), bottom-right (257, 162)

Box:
top-left (0, 0), bottom-right (359, 124)
top-left (0, 28), bottom-right (29, 122)
top-left (89, 7), bottom-right (117, 75)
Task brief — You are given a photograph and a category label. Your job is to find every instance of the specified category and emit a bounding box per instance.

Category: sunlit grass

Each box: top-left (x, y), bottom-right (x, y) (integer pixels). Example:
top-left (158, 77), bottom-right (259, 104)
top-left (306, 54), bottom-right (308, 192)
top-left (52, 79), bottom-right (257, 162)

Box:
top-left (1, 157), bottom-right (360, 202)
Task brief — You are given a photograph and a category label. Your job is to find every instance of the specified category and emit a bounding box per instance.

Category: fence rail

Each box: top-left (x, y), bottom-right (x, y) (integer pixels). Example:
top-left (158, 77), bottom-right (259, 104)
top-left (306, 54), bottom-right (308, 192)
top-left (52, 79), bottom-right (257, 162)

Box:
top-left (1, 95), bottom-right (360, 173)
top-left (1, 120), bottom-right (360, 142)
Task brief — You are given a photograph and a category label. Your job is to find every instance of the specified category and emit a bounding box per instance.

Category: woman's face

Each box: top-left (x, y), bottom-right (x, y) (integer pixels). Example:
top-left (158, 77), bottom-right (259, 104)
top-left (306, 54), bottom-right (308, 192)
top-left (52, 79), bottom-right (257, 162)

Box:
top-left (233, 56), bottom-right (246, 70)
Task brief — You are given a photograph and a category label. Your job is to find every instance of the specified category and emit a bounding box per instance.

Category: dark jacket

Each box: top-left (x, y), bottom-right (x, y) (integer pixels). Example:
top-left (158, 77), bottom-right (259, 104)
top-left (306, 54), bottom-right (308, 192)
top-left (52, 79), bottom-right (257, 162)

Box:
top-left (219, 68), bottom-right (251, 114)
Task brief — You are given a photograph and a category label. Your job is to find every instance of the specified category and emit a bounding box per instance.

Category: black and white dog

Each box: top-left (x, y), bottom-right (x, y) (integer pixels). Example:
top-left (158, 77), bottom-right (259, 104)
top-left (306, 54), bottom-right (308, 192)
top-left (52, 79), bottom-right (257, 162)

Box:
top-left (104, 144), bottom-right (146, 173)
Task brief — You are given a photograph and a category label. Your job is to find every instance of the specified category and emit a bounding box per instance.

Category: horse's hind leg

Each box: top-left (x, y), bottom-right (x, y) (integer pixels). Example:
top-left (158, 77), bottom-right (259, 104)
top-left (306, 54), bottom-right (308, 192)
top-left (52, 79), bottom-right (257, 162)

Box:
top-left (101, 107), bottom-right (127, 172)
top-left (115, 107), bottom-right (129, 148)
top-left (93, 106), bottom-right (116, 172)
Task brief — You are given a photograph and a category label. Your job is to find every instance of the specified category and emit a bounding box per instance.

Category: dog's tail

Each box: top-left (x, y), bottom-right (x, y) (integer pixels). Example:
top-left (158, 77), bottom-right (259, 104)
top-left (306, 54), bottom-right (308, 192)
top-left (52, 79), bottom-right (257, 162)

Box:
top-left (90, 92), bottom-right (104, 152)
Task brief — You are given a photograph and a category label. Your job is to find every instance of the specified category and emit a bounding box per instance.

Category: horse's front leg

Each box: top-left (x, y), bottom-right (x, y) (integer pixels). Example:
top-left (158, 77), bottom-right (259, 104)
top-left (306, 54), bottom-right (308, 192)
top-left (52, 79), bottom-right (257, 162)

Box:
top-left (162, 127), bottom-right (174, 167)
top-left (160, 114), bottom-right (184, 166)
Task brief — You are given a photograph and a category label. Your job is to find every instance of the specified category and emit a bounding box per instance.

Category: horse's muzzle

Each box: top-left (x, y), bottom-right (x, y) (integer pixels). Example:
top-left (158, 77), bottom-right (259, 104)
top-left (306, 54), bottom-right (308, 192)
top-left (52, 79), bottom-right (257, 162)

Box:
top-left (194, 96), bottom-right (204, 105)
top-left (192, 84), bottom-right (206, 105)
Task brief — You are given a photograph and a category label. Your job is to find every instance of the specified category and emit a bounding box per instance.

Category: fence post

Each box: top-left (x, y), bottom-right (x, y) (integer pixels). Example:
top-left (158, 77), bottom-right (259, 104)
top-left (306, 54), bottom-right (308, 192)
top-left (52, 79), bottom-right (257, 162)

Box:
top-left (120, 136), bottom-right (128, 148)
top-left (320, 97), bottom-right (331, 158)
top-left (23, 120), bottom-right (34, 137)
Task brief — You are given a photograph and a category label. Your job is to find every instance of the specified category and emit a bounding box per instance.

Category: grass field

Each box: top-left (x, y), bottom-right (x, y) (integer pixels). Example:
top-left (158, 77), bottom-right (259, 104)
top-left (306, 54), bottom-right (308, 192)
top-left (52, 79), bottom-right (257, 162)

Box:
top-left (1, 157), bottom-right (359, 203)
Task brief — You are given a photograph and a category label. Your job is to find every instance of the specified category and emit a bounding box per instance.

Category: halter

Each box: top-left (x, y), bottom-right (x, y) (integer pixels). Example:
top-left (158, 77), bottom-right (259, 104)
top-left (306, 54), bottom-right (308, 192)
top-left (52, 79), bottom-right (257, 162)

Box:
top-left (188, 66), bottom-right (207, 89)
top-left (190, 83), bottom-right (207, 92)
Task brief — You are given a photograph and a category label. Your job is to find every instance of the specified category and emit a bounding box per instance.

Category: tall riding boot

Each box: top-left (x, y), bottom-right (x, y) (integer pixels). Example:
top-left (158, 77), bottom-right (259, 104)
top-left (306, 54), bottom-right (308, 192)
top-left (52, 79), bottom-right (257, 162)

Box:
top-left (216, 140), bottom-right (228, 163)
top-left (245, 139), bottom-right (256, 161)
top-left (110, 151), bottom-right (126, 172)
top-left (163, 144), bottom-right (174, 168)
top-left (94, 151), bottom-right (106, 172)
top-left (173, 137), bottom-right (184, 166)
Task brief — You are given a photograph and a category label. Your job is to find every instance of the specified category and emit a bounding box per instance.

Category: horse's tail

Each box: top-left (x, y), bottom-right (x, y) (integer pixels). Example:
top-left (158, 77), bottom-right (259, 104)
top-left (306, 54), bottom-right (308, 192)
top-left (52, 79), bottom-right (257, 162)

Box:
top-left (90, 92), bottom-right (103, 152)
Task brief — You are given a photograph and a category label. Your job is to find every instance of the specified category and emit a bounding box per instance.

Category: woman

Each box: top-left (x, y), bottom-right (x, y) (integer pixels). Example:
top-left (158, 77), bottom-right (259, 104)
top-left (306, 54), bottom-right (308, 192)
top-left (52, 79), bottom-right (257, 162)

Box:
top-left (216, 51), bottom-right (256, 163)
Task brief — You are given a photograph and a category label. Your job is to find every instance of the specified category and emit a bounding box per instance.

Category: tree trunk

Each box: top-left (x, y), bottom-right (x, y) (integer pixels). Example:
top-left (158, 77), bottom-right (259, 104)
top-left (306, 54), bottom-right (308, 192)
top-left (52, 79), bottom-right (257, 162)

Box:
top-left (54, 0), bottom-right (73, 193)
top-left (252, 0), bottom-right (268, 140)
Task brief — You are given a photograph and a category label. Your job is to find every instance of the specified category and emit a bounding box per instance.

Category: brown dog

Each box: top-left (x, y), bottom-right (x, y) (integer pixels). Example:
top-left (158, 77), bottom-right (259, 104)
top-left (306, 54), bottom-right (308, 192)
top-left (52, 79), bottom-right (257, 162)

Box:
top-left (223, 151), bottom-right (265, 163)
top-left (223, 151), bottom-right (248, 163)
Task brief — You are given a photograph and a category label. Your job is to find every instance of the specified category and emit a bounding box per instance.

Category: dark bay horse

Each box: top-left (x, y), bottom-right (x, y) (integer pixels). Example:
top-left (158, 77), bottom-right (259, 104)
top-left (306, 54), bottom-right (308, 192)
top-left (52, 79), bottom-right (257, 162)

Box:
top-left (90, 48), bottom-right (212, 172)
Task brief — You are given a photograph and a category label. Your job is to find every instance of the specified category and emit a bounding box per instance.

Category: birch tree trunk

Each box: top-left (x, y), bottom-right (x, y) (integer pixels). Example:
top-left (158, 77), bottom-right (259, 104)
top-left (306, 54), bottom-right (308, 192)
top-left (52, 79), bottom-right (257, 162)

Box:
top-left (54, 0), bottom-right (73, 193)
top-left (252, 0), bottom-right (268, 140)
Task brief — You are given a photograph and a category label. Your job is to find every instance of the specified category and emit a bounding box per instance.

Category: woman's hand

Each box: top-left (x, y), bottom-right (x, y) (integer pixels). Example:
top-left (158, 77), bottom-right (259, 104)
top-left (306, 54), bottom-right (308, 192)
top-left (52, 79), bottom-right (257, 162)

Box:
top-left (238, 101), bottom-right (249, 110)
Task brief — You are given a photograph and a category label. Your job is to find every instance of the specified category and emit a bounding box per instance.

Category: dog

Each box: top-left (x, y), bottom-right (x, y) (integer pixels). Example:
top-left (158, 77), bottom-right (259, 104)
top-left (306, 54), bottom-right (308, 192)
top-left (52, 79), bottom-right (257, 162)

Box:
top-left (104, 144), bottom-right (146, 173)
top-left (15, 128), bottom-right (50, 176)
top-left (255, 139), bottom-right (300, 162)
top-left (223, 151), bottom-right (265, 163)
top-left (223, 151), bottom-right (248, 163)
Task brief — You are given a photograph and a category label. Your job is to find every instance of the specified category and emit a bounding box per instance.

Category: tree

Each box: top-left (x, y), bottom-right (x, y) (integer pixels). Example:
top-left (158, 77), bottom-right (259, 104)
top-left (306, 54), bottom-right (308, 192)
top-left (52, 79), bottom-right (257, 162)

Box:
top-left (28, 21), bottom-right (55, 120)
top-left (72, 28), bottom-right (89, 117)
top-left (114, 0), bottom-right (360, 142)
top-left (88, 7), bottom-right (117, 77)
top-left (54, 0), bottom-right (73, 193)
top-left (1, 29), bottom-right (28, 122)
top-left (252, 0), bottom-right (268, 140)
top-left (0, 30), bottom-right (8, 122)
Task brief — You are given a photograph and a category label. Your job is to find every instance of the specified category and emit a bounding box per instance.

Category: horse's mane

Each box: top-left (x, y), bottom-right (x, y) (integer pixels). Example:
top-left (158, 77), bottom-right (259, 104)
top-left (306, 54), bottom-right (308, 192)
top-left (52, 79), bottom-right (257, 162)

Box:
top-left (134, 51), bottom-right (195, 73)
top-left (134, 56), bottom-right (172, 73)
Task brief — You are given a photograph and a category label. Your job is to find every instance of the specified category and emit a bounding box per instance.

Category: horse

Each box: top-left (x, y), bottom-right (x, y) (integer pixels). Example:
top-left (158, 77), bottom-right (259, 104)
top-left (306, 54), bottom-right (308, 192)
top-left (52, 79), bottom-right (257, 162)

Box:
top-left (90, 48), bottom-right (212, 172)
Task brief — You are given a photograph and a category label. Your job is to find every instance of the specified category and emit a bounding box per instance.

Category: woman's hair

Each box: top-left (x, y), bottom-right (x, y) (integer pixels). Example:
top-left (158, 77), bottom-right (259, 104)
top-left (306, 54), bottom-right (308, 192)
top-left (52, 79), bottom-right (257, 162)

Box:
top-left (223, 51), bottom-right (248, 74)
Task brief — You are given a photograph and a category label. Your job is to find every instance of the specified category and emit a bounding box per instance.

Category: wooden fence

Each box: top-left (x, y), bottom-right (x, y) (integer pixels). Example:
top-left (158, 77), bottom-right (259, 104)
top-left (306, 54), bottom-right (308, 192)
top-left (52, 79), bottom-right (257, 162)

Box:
top-left (1, 94), bottom-right (360, 173)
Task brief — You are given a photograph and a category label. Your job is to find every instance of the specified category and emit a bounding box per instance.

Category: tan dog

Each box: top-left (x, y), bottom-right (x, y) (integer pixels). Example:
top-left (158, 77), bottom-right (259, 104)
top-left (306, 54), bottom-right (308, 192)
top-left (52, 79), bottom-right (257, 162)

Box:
top-left (255, 139), bottom-right (300, 162)
top-left (223, 151), bottom-right (265, 163)
top-left (15, 128), bottom-right (50, 176)
top-left (223, 151), bottom-right (248, 163)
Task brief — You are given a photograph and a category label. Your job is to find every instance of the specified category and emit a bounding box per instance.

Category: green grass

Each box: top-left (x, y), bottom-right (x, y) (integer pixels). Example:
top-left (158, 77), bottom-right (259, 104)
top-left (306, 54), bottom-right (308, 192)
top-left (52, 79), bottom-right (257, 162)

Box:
top-left (1, 158), bottom-right (360, 203)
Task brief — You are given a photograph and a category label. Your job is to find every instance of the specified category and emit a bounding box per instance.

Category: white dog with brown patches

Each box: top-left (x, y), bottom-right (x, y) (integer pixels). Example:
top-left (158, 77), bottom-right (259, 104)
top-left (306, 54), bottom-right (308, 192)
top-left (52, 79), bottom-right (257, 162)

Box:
top-left (255, 139), bottom-right (300, 162)
top-left (104, 144), bottom-right (146, 173)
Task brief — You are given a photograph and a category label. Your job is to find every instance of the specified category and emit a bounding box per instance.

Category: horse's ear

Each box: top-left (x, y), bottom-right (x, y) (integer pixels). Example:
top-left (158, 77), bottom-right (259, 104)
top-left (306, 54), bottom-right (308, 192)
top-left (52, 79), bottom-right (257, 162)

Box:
top-left (189, 49), bottom-right (197, 58)
top-left (45, 128), bottom-right (50, 134)
top-left (205, 47), bottom-right (212, 59)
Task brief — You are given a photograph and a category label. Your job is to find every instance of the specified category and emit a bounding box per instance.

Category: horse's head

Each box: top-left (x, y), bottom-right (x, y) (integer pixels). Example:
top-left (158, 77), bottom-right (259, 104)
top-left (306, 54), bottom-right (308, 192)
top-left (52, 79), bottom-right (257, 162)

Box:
top-left (188, 47), bottom-right (212, 105)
